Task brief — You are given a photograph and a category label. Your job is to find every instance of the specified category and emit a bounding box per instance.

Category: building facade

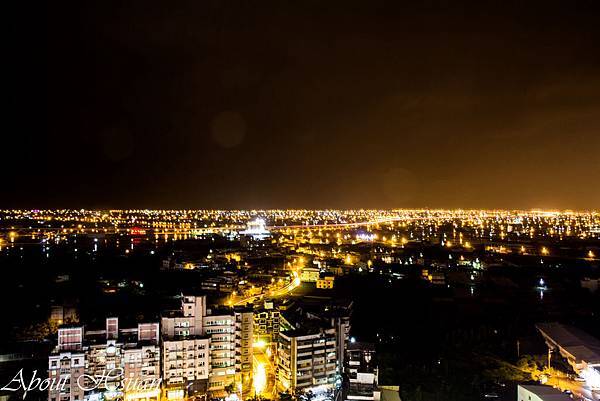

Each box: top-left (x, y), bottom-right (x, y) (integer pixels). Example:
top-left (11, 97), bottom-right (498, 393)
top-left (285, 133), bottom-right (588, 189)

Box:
top-left (48, 321), bottom-right (161, 401)
top-left (277, 328), bottom-right (338, 392)
top-left (161, 295), bottom-right (254, 399)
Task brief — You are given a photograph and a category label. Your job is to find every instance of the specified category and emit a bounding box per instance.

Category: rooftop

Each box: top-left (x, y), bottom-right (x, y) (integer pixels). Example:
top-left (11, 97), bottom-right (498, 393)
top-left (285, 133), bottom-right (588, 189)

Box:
top-left (518, 385), bottom-right (571, 401)
top-left (536, 322), bottom-right (600, 364)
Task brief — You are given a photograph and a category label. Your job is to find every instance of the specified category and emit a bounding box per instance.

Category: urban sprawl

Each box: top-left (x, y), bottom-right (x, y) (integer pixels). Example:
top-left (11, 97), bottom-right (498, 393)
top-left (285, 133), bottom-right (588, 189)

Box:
top-left (1, 210), bottom-right (599, 401)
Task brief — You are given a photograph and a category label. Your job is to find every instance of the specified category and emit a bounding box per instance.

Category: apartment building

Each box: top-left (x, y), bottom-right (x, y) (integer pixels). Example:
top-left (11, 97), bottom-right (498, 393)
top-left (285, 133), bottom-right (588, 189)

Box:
top-left (47, 320), bottom-right (161, 401)
top-left (277, 327), bottom-right (338, 392)
top-left (253, 306), bottom-right (280, 345)
top-left (203, 311), bottom-right (237, 391)
top-left (162, 336), bottom-right (210, 400)
top-left (276, 299), bottom-right (352, 394)
top-left (316, 275), bottom-right (335, 289)
top-left (344, 342), bottom-right (379, 401)
top-left (48, 350), bottom-right (85, 401)
top-left (161, 295), bottom-right (206, 337)
top-left (234, 308), bottom-right (254, 387)
top-left (161, 295), bottom-right (253, 399)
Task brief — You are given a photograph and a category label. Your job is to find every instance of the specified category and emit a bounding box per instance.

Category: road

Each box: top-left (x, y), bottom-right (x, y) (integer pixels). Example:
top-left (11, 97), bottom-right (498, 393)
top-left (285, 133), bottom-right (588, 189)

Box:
top-left (232, 276), bottom-right (301, 306)
top-left (252, 347), bottom-right (277, 399)
top-left (546, 376), bottom-right (600, 401)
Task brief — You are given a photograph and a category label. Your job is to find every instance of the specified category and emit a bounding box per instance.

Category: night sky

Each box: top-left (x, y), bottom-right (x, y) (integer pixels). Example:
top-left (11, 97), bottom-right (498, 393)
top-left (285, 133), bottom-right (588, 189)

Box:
top-left (7, 0), bottom-right (600, 209)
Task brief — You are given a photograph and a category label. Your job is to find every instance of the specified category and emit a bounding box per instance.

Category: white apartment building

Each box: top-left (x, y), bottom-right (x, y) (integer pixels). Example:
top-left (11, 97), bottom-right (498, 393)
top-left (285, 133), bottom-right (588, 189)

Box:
top-left (203, 313), bottom-right (237, 391)
top-left (48, 321), bottom-right (161, 401)
top-left (48, 351), bottom-right (85, 401)
top-left (161, 296), bottom-right (253, 399)
top-left (161, 296), bottom-right (206, 337)
top-left (277, 328), bottom-right (338, 392)
top-left (162, 337), bottom-right (210, 400)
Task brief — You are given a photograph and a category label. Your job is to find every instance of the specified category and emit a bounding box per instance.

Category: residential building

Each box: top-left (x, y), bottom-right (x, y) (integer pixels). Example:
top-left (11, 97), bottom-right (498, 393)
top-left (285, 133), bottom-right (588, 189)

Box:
top-left (300, 267), bottom-right (320, 283)
top-left (203, 311), bottom-right (237, 392)
top-left (234, 308), bottom-right (254, 388)
top-left (253, 305), bottom-right (281, 345)
top-left (161, 295), bottom-right (253, 398)
top-left (162, 336), bottom-right (210, 399)
top-left (48, 321), bottom-right (161, 401)
top-left (344, 342), bottom-right (379, 401)
top-left (48, 351), bottom-right (85, 401)
top-left (277, 327), bottom-right (338, 392)
top-left (316, 275), bottom-right (335, 289)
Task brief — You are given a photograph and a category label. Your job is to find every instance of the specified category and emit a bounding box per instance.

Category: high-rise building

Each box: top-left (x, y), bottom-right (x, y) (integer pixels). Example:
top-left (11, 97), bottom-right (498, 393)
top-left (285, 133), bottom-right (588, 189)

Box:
top-left (277, 327), bottom-right (338, 392)
top-left (162, 337), bottom-right (210, 400)
top-left (253, 306), bottom-right (280, 345)
top-left (276, 299), bottom-right (352, 395)
top-left (203, 311), bottom-right (237, 392)
top-left (344, 342), bottom-right (379, 401)
top-left (161, 295), bottom-right (253, 399)
top-left (234, 308), bottom-right (254, 388)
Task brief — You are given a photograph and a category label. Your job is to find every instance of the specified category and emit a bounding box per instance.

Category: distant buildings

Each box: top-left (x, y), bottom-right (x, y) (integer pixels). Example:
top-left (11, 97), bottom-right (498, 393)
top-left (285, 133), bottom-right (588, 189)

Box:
top-left (50, 304), bottom-right (79, 326)
top-left (581, 277), bottom-right (600, 293)
top-left (300, 266), bottom-right (320, 283)
top-left (240, 218), bottom-right (271, 243)
top-left (316, 275), bottom-right (335, 289)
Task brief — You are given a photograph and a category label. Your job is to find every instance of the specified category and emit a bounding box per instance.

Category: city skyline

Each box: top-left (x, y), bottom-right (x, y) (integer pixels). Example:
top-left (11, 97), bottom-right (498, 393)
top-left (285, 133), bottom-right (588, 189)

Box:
top-left (1, 208), bottom-right (599, 400)
top-left (3, 1), bottom-right (600, 400)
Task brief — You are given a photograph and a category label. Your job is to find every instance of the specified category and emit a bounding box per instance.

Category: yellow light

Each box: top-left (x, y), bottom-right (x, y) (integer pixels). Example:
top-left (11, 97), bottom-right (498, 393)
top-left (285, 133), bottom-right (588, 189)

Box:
top-left (541, 247), bottom-right (549, 255)
top-left (124, 389), bottom-right (160, 401)
top-left (253, 362), bottom-right (267, 394)
top-left (253, 340), bottom-right (266, 348)
top-left (589, 250), bottom-right (595, 258)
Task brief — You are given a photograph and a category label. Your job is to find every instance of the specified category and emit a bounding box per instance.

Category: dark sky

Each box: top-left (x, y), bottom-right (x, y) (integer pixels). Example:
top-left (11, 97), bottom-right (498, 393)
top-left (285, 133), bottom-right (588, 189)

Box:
top-left (6, 0), bottom-right (600, 209)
